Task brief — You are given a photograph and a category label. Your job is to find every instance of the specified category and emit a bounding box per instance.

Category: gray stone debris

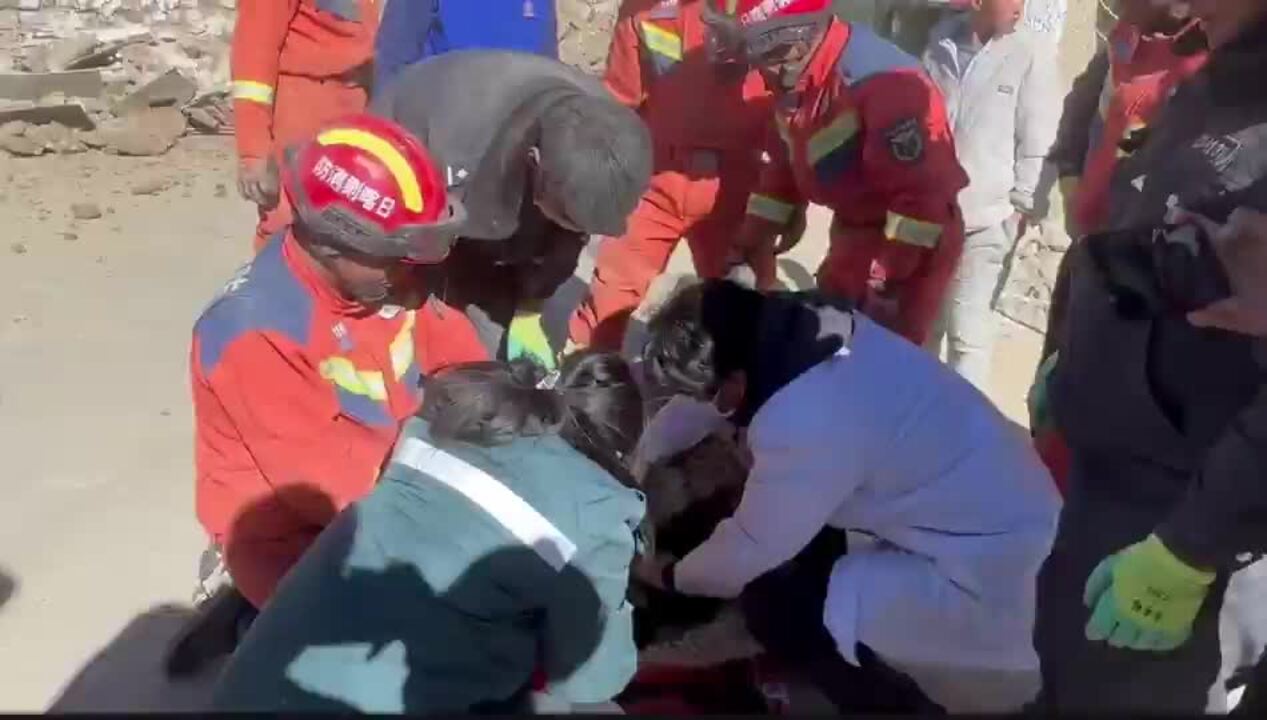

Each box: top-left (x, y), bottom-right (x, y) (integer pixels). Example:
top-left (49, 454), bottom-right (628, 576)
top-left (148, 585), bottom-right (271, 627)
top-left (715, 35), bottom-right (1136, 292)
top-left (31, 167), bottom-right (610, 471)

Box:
top-left (96, 105), bottom-right (186, 156)
top-left (0, 3), bottom-right (230, 157)
top-left (112, 68), bottom-right (197, 116)
top-left (130, 176), bottom-right (170, 195)
top-left (24, 118), bottom-right (86, 153)
top-left (558, 0), bottom-right (618, 74)
top-left (70, 202), bottom-right (103, 220)
top-left (0, 132), bottom-right (43, 155)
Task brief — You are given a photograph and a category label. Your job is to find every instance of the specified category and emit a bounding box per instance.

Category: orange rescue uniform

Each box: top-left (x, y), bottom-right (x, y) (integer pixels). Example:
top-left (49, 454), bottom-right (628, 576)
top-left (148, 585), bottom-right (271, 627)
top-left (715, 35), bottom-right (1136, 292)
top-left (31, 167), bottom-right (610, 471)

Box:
top-left (231, 0), bottom-right (379, 249)
top-left (742, 19), bottom-right (968, 344)
top-left (191, 233), bottom-right (487, 607)
top-left (568, 0), bottom-right (774, 350)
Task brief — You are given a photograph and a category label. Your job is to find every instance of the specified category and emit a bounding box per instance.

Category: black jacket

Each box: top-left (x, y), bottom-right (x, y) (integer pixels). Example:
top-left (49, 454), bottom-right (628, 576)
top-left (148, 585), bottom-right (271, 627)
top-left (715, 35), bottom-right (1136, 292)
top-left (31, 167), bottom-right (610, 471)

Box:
top-left (1051, 17), bottom-right (1267, 571)
top-left (370, 50), bottom-right (610, 241)
top-left (370, 50), bottom-right (612, 356)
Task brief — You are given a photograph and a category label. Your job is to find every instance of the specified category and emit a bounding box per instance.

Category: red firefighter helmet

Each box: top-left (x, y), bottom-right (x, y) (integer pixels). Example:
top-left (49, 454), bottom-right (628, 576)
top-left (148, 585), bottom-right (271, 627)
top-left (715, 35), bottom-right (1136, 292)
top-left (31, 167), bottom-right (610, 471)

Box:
top-left (703, 0), bottom-right (834, 66)
top-left (282, 114), bottom-right (465, 264)
top-left (715, 0), bottom-right (831, 26)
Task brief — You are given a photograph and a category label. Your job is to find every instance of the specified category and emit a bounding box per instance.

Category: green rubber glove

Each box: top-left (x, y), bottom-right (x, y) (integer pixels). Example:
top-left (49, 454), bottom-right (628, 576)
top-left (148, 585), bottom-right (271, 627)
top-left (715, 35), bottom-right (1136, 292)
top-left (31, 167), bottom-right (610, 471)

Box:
top-left (1027, 351), bottom-right (1059, 434)
top-left (507, 311), bottom-right (557, 371)
top-left (1083, 534), bottom-right (1215, 651)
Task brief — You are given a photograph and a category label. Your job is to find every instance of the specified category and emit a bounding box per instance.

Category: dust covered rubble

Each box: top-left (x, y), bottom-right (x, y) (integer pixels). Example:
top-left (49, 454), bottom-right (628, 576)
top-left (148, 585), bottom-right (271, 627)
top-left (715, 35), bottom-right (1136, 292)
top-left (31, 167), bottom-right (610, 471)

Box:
top-left (0, 0), bottom-right (623, 158)
top-left (0, 0), bottom-right (232, 157)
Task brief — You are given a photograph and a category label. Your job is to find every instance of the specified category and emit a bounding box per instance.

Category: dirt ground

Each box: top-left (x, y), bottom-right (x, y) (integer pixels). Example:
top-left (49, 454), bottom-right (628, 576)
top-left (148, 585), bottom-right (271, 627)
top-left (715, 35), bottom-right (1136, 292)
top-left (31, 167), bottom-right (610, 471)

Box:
top-left (0, 136), bottom-right (1041, 711)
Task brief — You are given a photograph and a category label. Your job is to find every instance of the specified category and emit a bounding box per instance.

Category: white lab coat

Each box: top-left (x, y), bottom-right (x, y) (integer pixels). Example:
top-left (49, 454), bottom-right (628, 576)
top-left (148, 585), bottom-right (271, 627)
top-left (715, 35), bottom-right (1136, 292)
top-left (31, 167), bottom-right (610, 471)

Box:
top-left (922, 16), bottom-right (1060, 232)
top-left (670, 316), bottom-right (1061, 704)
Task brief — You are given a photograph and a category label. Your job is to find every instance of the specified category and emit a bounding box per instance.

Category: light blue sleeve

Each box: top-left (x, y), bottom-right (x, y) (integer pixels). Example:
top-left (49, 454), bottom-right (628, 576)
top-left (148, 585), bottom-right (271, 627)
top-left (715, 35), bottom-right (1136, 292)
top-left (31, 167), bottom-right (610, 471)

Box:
top-left (542, 489), bottom-right (644, 704)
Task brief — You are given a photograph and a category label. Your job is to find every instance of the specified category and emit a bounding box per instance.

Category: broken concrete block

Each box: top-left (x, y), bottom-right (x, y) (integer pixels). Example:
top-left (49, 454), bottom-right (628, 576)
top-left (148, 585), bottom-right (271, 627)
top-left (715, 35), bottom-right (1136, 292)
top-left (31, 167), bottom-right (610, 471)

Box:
top-left (33, 125), bottom-right (85, 153)
top-left (0, 70), bottom-right (104, 102)
top-left (63, 39), bottom-right (133, 72)
top-left (75, 128), bottom-right (106, 148)
top-left (24, 33), bottom-right (98, 74)
top-left (185, 95), bottom-right (231, 134)
top-left (0, 119), bottom-right (29, 137)
top-left (98, 106), bottom-right (186, 156)
top-left (94, 25), bottom-right (152, 45)
top-left (0, 103), bottom-right (94, 130)
top-left (24, 121), bottom-right (72, 149)
top-left (112, 68), bottom-right (196, 115)
top-left (0, 133), bottom-right (44, 156)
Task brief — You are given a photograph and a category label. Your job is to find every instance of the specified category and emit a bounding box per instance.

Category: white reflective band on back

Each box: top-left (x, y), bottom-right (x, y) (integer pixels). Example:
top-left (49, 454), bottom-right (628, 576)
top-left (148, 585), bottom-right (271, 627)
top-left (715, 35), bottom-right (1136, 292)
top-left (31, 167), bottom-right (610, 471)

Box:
top-left (391, 437), bottom-right (578, 571)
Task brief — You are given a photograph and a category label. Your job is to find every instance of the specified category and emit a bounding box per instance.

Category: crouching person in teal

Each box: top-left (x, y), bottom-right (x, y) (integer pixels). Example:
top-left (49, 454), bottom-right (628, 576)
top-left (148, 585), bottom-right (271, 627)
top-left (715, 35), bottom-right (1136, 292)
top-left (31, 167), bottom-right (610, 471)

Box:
top-left (211, 352), bottom-right (647, 713)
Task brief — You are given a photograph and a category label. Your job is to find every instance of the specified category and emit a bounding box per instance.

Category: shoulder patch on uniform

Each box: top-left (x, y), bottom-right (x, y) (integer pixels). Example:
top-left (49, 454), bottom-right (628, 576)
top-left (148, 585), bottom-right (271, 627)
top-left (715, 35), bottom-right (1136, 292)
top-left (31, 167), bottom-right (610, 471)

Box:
top-left (194, 238), bottom-right (314, 374)
top-left (884, 117), bottom-right (925, 164)
top-left (836, 24), bottom-right (921, 86)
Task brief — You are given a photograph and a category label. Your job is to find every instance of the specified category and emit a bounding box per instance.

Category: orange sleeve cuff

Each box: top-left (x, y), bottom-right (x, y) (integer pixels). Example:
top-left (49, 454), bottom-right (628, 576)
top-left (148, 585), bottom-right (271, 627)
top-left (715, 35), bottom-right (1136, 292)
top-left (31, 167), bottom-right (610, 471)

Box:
top-left (233, 99), bottom-right (274, 161)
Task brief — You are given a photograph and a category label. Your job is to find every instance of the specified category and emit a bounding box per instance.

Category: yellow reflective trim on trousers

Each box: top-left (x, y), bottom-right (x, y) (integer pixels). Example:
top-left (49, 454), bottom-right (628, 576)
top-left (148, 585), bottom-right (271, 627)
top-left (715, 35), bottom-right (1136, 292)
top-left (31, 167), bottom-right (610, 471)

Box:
top-left (807, 111), bottom-right (859, 166)
top-left (316, 128), bottom-right (423, 212)
top-left (884, 211), bottom-right (943, 249)
top-left (231, 80), bottom-right (275, 106)
top-left (319, 357), bottom-right (388, 401)
top-left (639, 21), bottom-right (683, 62)
top-left (389, 310), bottom-right (416, 379)
top-left (747, 194), bottom-right (796, 224)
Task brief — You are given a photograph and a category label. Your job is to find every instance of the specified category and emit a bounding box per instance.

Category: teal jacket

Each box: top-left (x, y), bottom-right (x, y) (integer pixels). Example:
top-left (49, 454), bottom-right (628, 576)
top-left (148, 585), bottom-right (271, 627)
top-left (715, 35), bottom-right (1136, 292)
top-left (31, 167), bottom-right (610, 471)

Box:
top-left (212, 419), bottom-right (645, 713)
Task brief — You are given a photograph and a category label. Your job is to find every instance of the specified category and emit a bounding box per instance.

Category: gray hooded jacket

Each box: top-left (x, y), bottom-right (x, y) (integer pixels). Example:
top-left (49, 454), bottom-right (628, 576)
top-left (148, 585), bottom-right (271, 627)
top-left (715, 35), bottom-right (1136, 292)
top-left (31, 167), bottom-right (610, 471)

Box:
top-left (370, 49), bottom-right (613, 241)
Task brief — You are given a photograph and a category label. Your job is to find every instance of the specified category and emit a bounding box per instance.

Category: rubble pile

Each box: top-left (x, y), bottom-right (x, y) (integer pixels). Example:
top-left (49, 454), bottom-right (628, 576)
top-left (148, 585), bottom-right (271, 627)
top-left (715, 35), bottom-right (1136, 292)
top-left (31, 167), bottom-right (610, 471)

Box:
top-left (0, 0), bottom-right (621, 158)
top-left (997, 211), bottom-right (1075, 333)
top-left (0, 0), bottom-right (234, 157)
top-left (558, 0), bottom-right (619, 74)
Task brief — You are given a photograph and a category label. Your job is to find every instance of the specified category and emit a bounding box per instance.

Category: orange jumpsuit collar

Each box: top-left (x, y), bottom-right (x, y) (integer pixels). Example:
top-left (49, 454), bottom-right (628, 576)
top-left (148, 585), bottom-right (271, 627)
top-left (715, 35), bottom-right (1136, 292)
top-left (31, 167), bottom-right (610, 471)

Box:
top-left (792, 19), bottom-right (850, 100)
top-left (280, 230), bottom-right (372, 318)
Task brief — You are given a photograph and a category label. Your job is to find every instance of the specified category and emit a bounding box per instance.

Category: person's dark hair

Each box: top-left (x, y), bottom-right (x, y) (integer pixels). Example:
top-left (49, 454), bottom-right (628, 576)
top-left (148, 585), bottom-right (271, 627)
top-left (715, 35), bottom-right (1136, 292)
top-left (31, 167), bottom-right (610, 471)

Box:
top-left (641, 279), bottom-right (763, 400)
top-left (537, 95), bottom-right (652, 235)
top-left (421, 351), bottom-right (644, 486)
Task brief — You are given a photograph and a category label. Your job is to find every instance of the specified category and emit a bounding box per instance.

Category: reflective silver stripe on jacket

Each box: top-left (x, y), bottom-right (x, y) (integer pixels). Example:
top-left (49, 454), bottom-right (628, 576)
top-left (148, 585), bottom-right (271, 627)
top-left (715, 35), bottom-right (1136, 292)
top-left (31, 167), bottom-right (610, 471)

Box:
top-left (391, 436), bottom-right (579, 571)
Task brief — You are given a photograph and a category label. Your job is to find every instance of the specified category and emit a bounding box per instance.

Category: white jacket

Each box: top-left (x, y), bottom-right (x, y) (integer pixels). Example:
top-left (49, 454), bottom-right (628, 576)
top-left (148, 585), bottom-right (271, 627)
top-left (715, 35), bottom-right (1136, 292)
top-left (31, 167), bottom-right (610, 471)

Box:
top-left (673, 315), bottom-right (1061, 672)
top-left (922, 16), bottom-right (1060, 232)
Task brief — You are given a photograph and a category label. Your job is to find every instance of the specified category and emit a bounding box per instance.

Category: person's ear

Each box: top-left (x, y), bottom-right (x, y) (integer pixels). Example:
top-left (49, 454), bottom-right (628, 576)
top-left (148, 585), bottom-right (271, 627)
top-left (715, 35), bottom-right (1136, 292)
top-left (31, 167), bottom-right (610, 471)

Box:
top-left (527, 146), bottom-right (541, 169)
top-left (715, 370), bottom-right (747, 414)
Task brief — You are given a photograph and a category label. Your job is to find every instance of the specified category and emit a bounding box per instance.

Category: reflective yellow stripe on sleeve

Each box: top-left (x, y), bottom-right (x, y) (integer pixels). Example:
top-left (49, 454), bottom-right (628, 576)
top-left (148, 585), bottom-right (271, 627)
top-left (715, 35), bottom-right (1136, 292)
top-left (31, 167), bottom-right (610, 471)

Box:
top-left (639, 21), bottom-right (683, 62)
top-left (319, 357), bottom-right (388, 401)
top-left (806, 111), bottom-right (860, 166)
top-left (746, 194), bottom-right (797, 224)
top-left (884, 211), bottom-right (943, 249)
top-left (231, 80), bottom-right (275, 106)
top-left (388, 310), bottom-right (416, 379)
